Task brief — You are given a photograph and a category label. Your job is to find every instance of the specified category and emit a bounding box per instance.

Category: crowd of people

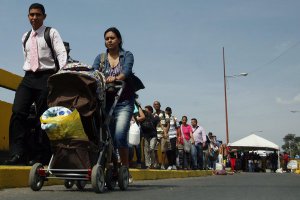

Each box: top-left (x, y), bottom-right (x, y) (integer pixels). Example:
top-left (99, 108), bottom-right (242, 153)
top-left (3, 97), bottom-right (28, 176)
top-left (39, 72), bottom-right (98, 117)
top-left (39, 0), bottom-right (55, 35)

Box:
top-left (127, 100), bottom-right (223, 170)
top-left (127, 102), bottom-right (290, 173)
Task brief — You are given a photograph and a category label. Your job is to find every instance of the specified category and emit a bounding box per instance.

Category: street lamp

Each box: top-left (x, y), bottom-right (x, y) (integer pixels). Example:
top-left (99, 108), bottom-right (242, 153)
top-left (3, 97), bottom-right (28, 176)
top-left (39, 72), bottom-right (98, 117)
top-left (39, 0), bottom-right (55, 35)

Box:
top-left (291, 110), bottom-right (300, 113)
top-left (223, 47), bottom-right (248, 144)
top-left (226, 73), bottom-right (248, 78)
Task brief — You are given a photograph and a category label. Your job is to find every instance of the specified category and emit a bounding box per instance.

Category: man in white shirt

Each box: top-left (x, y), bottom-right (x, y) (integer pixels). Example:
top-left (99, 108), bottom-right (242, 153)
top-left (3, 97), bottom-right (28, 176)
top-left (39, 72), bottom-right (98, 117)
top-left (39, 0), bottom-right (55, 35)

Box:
top-left (165, 107), bottom-right (178, 170)
top-left (4, 3), bottom-right (67, 165)
top-left (190, 118), bottom-right (207, 170)
top-left (153, 101), bottom-right (170, 169)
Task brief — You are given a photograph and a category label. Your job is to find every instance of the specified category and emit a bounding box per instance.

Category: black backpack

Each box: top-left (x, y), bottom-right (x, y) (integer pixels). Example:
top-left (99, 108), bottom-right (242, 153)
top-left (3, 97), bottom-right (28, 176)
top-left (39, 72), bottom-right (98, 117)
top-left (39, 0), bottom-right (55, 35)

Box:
top-left (140, 111), bottom-right (155, 133)
top-left (203, 135), bottom-right (210, 150)
top-left (23, 27), bottom-right (59, 71)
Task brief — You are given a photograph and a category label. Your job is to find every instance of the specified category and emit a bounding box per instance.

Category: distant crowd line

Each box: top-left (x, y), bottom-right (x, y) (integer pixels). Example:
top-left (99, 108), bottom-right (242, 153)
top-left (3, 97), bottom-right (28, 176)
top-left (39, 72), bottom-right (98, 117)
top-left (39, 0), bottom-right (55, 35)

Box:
top-left (128, 100), bottom-right (290, 173)
top-left (128, 100), bottom-right (223, 170)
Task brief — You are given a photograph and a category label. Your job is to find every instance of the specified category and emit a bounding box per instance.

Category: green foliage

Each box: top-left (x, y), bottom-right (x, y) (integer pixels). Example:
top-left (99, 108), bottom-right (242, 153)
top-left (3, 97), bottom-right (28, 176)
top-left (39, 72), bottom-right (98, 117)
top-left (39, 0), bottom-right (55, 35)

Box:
top-left (282, 133), bottom-right (300, 157)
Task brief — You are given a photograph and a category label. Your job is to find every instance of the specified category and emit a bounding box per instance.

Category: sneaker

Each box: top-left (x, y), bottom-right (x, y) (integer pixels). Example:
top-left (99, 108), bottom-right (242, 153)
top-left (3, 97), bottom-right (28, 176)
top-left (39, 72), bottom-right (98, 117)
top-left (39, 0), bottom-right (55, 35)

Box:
top-left (167, 166), bottom-right (172, 170)
top-left (129, 174), bottom-right (133, 184)
top-left (161, 165), bottom-right (166, 170)
top-left (172, 165), bottom-right (177, 170)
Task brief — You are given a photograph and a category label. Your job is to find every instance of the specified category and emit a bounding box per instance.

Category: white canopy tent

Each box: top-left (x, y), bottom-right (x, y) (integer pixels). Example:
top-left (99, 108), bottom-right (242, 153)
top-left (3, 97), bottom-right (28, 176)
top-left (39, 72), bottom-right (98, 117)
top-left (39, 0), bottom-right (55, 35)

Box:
top-left (228, 134), bottom-right (279, 151)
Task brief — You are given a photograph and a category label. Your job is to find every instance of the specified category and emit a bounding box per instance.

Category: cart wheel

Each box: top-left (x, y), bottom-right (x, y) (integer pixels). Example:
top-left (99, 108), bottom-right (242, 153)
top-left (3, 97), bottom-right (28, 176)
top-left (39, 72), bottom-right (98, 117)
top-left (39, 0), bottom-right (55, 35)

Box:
top-left (118, 166), bottom-right (129, 191)
top-left (91, 164), bottom-right (105, 193)
top-left (64, 180), bottom-right (74, 189)
top-left (105, 167), bottom-right (117, 190)
top-left (76, 180), bottom-right (86, 190)
top-left (29, 163), bottom-right (45, 191)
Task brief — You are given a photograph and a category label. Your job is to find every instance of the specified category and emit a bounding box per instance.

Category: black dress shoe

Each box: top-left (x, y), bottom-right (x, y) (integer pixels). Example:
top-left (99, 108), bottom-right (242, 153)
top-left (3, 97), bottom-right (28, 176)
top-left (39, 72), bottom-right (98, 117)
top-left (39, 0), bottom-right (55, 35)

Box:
top-left (3, 154), bottom-right (25, 165)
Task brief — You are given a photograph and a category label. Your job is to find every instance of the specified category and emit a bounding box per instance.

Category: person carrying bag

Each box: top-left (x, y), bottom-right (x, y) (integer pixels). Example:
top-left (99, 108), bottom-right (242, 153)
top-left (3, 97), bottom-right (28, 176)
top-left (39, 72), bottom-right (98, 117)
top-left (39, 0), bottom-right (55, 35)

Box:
top-left (181, 126), bottom-right (193, 153)
top-left (179, 116), bottom-right (194, 169)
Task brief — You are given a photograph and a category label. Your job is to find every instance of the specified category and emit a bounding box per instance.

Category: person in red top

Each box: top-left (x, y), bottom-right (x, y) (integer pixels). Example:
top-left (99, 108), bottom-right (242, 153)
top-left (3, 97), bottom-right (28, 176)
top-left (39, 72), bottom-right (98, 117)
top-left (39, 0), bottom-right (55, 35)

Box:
top-left (282, 152), bottom-right (289, 172)
top-left (178, 116), bottom-right (194, 169)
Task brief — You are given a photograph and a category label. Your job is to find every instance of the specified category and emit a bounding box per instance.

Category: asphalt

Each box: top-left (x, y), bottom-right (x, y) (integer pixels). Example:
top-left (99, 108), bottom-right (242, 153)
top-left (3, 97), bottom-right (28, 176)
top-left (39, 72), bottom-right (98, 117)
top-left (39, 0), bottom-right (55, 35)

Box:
top-left (1, 172), bottom-right (300, 200)
top-left (0, 166), bottom-right (212, 189)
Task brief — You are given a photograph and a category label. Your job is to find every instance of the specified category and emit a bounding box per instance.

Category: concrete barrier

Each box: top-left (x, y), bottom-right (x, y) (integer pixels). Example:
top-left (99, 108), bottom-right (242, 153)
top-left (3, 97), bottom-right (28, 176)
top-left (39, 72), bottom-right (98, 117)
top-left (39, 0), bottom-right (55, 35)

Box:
top-left (0, 68), bottom-right (22, 152)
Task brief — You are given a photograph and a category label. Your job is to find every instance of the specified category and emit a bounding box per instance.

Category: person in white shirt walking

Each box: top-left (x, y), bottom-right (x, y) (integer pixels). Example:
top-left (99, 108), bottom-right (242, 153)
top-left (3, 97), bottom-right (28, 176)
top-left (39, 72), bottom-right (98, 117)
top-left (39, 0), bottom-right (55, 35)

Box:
top-left (190, 118), bottom-right (207, 170)
top-left (153, 101), bottom-right (169, 169)
top-left (165, 107), bottom-right (178, 170)
top-left (4, 3), bottom-right (67, 165)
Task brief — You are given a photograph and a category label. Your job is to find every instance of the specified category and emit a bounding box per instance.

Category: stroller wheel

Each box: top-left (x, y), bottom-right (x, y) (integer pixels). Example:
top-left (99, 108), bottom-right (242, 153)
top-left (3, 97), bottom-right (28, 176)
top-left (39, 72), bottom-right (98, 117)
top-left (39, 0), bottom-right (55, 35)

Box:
top-left (118, 166), bottom-right (129, 191)
top-left (105, 167), bottom-right (117, 190)
top-left (76, 180), bottom-right (86, 190)
top-left (29, 163), bottom-right (45, 191)
top-left (91, 164), bottom-right (105, 193)
top-left (64, 180), bottom-right (74, 189)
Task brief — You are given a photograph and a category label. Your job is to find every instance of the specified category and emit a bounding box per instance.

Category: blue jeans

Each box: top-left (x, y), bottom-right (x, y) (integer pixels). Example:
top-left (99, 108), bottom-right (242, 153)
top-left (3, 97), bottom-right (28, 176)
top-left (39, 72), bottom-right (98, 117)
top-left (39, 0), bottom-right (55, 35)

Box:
top-left (191, 143), bottom-right (204, 169)
top-left (109, 99), bottom-right (134, 148)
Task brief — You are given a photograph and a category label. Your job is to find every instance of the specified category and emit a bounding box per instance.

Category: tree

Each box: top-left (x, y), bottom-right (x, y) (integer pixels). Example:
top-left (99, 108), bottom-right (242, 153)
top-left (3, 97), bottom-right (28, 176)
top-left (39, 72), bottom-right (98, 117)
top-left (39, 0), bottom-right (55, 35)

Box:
top-left (282, 133), bottom-right (300, 157)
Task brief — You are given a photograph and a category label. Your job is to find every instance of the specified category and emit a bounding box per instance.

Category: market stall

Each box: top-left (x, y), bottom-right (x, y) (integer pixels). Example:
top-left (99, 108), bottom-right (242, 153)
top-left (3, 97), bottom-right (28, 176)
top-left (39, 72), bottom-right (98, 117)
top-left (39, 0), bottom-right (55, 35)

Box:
top-left (228, 134), bottom-right (280, 172)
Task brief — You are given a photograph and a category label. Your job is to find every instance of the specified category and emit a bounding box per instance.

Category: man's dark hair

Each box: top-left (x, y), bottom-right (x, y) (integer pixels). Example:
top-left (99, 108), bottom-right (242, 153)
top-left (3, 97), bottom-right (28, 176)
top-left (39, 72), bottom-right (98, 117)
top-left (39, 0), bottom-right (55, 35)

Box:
top-left (29, 3), bottom-right (46, 15)
top-left (191, 118), bottom-right (197, 123)
top-left (165, 107), bottom-right (172, 112)
top-left (104, 27), bottom-right (123, 49)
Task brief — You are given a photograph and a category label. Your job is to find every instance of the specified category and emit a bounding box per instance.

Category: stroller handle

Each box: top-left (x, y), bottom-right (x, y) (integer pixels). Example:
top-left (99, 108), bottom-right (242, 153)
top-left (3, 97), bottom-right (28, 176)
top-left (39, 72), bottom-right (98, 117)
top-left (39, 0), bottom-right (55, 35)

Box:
top-left (105, 80), bottom-right (125, 93)
top-left (113, 80), bottom-right (125, 89)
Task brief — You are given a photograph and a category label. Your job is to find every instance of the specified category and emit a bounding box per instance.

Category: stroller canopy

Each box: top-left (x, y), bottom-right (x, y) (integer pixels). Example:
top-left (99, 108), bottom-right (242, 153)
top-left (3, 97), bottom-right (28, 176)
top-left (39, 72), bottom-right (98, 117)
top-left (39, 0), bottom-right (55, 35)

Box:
top-left (47, 65), bottom-right (105, 117)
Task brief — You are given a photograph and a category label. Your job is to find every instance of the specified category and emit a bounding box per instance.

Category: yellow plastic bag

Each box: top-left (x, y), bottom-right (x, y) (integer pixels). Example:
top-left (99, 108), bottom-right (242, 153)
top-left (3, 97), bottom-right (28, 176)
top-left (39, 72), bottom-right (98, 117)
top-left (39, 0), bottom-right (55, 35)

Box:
top-left (40, 109), bottom-right (88, 141)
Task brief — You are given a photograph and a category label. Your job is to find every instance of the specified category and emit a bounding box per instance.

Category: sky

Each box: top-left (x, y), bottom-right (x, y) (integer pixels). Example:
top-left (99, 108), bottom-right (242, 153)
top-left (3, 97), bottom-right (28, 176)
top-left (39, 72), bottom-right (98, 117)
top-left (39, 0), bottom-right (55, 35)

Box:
top-left (0, 0), bottom-right (299, 148)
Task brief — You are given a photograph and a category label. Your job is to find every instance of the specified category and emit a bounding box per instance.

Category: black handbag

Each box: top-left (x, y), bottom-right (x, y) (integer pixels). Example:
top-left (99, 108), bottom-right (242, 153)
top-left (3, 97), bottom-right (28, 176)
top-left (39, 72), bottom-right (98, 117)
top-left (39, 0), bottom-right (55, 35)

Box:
top-left (127, 73), bottom-right (145, 92)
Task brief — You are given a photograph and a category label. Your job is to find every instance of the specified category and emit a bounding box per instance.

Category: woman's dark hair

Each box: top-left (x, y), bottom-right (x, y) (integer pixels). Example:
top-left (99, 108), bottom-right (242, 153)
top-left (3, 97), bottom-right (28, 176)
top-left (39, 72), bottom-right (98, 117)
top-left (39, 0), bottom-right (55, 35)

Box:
top-left (145, 105), bottom-right (153, 113)
top-left (104, 27), bottom-right (123, 49)
top-left (29, 3), bottom-right (45, 15)
top-left (182, 116), bottom-right (188, 120)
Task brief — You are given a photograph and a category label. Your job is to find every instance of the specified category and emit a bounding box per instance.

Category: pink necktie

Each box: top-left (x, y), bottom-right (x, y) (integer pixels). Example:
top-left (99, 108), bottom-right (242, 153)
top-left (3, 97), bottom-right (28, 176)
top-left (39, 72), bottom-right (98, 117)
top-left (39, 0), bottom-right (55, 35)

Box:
top-left (30, 32), bottom-right (39, 72)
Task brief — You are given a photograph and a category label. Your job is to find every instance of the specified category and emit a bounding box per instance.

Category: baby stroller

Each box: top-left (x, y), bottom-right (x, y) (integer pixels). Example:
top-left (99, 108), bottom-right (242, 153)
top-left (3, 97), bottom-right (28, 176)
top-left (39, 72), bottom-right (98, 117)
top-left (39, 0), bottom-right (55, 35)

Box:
top-left (28, 63), bottom-right (129, 193)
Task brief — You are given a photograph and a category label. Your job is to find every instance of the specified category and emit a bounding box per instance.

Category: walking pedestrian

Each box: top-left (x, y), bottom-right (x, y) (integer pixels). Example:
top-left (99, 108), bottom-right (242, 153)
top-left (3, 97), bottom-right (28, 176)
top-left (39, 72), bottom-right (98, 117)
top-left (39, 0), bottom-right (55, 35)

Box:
top-left (4, 3), bottom-right (67, 165)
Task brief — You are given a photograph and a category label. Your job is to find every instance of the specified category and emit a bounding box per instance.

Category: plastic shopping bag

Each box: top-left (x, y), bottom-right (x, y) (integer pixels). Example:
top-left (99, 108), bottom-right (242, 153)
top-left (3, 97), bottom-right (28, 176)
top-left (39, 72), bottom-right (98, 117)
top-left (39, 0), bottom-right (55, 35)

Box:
top-left (41, 107), bottom-right (87, 140)
top-left (128, 122), bottom-right (140, 145)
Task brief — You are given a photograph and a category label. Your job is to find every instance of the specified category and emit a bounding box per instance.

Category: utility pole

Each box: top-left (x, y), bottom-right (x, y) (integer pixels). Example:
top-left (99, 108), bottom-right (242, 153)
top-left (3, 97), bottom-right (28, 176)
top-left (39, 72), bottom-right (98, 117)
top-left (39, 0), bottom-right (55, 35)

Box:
top-left (223, 47), bottom-right (229, 144)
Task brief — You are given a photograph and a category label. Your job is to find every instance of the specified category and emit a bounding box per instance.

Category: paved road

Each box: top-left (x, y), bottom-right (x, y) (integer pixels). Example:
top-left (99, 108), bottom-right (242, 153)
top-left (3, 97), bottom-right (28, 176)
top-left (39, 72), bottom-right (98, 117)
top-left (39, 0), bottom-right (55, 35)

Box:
top-left (1, 173), bottom-right (300, 200)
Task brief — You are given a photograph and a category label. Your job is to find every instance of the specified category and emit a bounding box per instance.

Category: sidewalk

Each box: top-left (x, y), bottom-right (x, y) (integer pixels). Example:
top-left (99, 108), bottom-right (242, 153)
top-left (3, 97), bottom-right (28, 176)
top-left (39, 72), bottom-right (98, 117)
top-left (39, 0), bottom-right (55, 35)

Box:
top-left (0, 166), bottom-right (212, 189)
